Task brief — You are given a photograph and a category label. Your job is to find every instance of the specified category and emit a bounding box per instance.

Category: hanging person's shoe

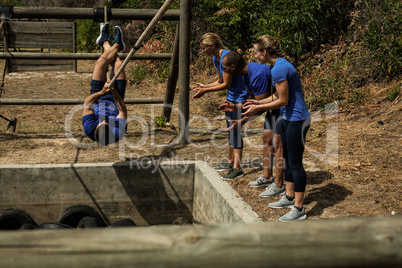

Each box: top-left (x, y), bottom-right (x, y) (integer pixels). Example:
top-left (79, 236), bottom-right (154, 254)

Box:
top-left (114, 26), bottom-right (126, 51)
top-left (96, 23), bottom-right (109, 46)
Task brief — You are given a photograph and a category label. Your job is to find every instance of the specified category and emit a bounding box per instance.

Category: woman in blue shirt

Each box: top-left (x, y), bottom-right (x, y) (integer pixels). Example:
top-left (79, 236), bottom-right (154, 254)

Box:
top-left (243, 35), bottom-right (311, 222)
top-left (192, 33), bottom-right (248, 180)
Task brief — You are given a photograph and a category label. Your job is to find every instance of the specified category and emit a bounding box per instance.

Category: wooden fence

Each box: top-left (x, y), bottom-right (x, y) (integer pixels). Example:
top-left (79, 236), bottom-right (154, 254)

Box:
top-left (4, 20), bottom-right (76, 73)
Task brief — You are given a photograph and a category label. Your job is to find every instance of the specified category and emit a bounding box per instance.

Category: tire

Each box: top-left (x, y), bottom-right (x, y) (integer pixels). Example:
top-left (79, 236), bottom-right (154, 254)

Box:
top-left (19, 223), bottom-right (37, 230)
top-left (58, 205), bottom-right (106, 228)
top-left (38, 222), bottom-right (73, 229)
top-left (77, 216), bottom-right (99, 229)
top-left (0, 208), bottom-right (37, 230)
top-left (108, 218), bottom-right (136, 228)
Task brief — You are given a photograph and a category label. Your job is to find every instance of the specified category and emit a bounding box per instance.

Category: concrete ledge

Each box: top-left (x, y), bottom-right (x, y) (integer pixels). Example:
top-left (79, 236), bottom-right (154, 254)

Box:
top-left (0, 161), bottom-right (260, 225)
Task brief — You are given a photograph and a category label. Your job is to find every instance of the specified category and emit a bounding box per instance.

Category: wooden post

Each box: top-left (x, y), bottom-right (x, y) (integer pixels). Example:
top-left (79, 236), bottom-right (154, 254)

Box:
top-left (162, 23), bottom-right (179, 122)
top-left (178, 0), bottom-right (191, 145)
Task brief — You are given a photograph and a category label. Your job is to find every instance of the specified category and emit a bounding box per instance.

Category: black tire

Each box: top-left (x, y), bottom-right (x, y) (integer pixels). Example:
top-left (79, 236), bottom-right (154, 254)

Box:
top-left (58, 205), bottom-right (106, 228)
top-left (108, 218), bottom-right (136, 228)
top-left (37, 222), bottom-right (73, 229)
top-left (0, 208), bottom-right (37, 230)
top-left (19, 223), bottom-right (37, 230)
top-left (77, 216), bottom-right (99, 229)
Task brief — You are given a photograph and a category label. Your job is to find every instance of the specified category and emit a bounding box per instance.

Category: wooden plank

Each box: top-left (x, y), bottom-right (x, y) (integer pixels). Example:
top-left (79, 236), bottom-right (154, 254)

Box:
top-left (8, 65), bottom-right (73, 72)
top-left (0, 216), bottom-right (400, 267)
top-left (7, 21), bottom-right (73, 49)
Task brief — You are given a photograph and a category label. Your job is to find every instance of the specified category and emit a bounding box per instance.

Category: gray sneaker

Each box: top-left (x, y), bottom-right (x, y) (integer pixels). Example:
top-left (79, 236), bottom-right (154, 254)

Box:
top-left (268, 196), bottom-right (295, 209)
top-left (279, 207), bottom-right (307, 222)
top-left (248, 175), bottom-right (274, 187)
top-left (259, 183), bottom-right (285, 197)
top-left (214, 161), bottom-right (233, 171)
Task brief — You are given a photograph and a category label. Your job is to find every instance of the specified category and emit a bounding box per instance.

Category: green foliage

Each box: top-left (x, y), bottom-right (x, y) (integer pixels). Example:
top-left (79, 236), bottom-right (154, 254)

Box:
top-left (76, 19), bottom-right (99, 52)
top-left (386, 82), bottom-right (401, 101)
top-left (192, 0), bottom-right (351, 62)
top-left (363, 0), bottom-right (402, 78)
top-left (155, 116), bottom-right (167, 127)
top-left (129, 64), bottom-right (148, 84)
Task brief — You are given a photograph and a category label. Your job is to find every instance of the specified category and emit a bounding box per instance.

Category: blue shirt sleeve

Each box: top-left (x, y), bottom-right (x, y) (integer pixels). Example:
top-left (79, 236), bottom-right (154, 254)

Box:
top-left (271, 61), bottom-right (289, 84)
top-left (82, 114), bottom-right (97, 141)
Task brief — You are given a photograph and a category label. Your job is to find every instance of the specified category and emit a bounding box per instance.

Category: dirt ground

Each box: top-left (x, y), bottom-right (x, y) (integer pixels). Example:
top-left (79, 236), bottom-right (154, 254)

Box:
top-left (0, 60), bottom-right (401, 222)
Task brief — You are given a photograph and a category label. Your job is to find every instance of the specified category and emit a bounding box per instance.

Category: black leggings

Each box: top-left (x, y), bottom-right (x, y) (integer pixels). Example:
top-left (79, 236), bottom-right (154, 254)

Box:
top-left (280, 118), bottom-right (311, 192)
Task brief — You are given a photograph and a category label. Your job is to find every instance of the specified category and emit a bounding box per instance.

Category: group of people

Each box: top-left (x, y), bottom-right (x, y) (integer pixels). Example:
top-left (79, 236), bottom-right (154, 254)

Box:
top-left (81, 24), bottom-right (311, 222)
top-left (191, 33), bottom-right (311, 222)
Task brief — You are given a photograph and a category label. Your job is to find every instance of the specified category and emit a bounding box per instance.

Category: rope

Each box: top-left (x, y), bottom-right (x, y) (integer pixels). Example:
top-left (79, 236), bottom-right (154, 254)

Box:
top-left (108, 0), bottom-right (175, 87)
top-left (103, 5), bottom-right (114, 81)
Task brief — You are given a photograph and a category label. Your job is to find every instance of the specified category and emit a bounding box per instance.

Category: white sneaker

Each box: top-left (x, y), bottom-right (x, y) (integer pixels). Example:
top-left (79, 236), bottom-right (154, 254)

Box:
top-left (259, 183), bottom-right (285, 197)
top-left (279, 207), bottom-right (307, 222)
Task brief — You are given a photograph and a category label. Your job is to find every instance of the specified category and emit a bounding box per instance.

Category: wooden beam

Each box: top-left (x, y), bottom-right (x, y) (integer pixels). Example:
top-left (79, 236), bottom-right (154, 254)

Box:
top-left (0, 216), bottom-right (400, 267)
top-left (11, 7), bottom-right (180, 21)
top-left (0, 52), bottom-right (172, 60)
top-left (0, 98), bottom-right (165, 105)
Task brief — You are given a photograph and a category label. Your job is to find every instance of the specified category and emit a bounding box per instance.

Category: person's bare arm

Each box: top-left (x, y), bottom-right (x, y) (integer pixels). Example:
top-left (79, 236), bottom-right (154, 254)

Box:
top-left (82, 85), bottom-right (110, 116)
top-left (110, 85), bottom-right (127, 120)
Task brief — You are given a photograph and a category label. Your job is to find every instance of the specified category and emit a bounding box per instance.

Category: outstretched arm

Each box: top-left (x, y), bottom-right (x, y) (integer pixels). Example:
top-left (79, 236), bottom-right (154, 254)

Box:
top-left (192, 71), bottom-right (233, 98)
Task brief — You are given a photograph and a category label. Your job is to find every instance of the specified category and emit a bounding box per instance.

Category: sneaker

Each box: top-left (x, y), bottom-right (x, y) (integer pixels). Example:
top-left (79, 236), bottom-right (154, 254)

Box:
top-left (221, 167), bottom-right (244, 180)
top-left (279, 207), bottom-right (307, 222)
top-left (248, 175), bottom-right (274, 187)
top-left (268, 195), bottom-right (295, 209)
top-left (259, 183), bottom-right (286, 197)
top-left (96, 23), bottom-right (109, 46)
top-left (213, 161), bottom-right (233, 172)
top-left (114, 26), bottom-right (126, 51)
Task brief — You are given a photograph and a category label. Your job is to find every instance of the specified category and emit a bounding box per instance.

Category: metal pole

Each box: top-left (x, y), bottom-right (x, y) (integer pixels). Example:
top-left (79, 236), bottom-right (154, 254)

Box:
top-left (162, 23), bottom-right (179, 122)
top-left (109, 0), bottom-right (175, 87)
top-left (178, 0), bottom-right (191, 145)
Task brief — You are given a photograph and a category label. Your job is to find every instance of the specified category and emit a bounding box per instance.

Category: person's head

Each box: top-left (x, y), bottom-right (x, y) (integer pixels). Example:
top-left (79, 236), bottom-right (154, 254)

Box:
top-left (199, 33), bottom-right (225, 56)
top-left (253, 35), bottom-right (284, 64)
top-left (222, 51), bottom-right (246, 75)
top-left (94, 121), bottom-right (115, 146)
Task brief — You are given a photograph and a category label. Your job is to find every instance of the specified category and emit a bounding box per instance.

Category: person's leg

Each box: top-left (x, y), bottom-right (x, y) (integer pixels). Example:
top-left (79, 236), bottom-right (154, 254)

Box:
top-left (273, 133), bottom-right (284, 187)
top-left (262, 129), bottom-right (274, 179)
top-left (92, 41), bottom-right (119, 82)
top-left (286, 119), bottom-right (310, 207)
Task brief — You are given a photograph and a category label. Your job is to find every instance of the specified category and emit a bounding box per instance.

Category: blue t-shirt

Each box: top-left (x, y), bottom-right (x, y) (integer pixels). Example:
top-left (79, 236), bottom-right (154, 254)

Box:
top-left (213, 49), bottom-right (248, 103)
top-left (271, 58), bottom-right (310, 121)
top-left (244, 62), bottom-right (272, 97)
top-left (82, 99), bottom-right (127, 142)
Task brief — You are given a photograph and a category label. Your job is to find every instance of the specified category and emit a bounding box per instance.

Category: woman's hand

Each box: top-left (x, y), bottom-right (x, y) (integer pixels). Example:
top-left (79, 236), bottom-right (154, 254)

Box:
top-left (191, 83), bottom-right (205, 91)
top-left (242, 104), bottom-right (259, 117)
top-left (218, 100), bottom-right (236, 112)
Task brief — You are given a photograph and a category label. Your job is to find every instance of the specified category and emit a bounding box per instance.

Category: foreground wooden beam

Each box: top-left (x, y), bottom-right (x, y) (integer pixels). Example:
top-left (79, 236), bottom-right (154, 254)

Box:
top-left (0, 216), bottom-right (400, 267)
top-left (0, 98), bottom-right (165, 105)
top-left (0, 52), bottom-right (172, 60)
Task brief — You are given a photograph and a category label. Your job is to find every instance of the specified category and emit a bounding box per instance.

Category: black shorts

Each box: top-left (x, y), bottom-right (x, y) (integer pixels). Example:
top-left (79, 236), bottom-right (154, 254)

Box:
top-left (264, 109), bottom-right (283, 134)
top-left (90, 79), bottom-right (127, 101)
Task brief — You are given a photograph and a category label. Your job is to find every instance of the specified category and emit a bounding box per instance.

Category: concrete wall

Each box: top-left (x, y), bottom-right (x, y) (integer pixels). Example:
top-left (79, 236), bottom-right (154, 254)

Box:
top-left (0, 161), bottom-right (260, 226)
top-left (193, 162), bottom-right (261, 224)
top-left (0, 162), bottom-right (194, 226)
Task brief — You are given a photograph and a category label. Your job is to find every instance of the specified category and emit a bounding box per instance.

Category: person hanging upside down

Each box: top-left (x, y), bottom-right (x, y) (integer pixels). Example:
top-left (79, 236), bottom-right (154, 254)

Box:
top-left (82, 23), bottom-right (127, 146)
